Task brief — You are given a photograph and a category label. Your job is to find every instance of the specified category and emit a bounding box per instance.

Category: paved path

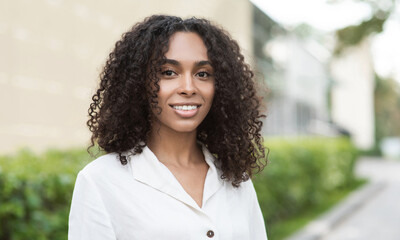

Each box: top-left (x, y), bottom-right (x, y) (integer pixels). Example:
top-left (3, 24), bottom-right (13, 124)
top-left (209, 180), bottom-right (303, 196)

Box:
top-left (286, 157), bottom-right (400, 240)
top-left (321, 157), bottom-right (400, 240)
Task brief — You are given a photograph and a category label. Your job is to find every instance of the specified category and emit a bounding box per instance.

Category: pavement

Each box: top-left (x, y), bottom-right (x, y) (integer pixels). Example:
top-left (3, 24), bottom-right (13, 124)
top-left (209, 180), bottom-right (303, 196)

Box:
top-left (285, 157), bottom-right (400, 240)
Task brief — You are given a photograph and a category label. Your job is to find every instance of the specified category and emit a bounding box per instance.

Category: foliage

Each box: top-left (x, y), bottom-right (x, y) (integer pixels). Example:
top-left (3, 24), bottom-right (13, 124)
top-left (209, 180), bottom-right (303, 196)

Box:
top-left (335, 13), bottom-right (388, 54)
top-left (0, 138), bottom-right (357, 239)
top-left (253, 137), bottom-right (358, 236)
top-left (0, 148), bottom-right (92, 240)
top-left (333, 0), bottom-right (396, 55)
top-left (374, 74), bottom-right (400, 142)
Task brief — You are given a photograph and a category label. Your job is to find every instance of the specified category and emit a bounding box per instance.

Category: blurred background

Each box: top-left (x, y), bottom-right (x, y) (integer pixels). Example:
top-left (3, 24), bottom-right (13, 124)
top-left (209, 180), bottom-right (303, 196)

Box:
top-left (1, 0), bottom-right (400, 156)
top-left (1, 0), bottom-right (399, 239)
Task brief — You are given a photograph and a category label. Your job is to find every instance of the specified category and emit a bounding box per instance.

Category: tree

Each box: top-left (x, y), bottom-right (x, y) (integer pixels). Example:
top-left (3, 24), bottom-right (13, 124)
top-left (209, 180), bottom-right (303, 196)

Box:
top-left (374, 75), bottom-right (400, 142)
top-left (333, 0), bottom-right (396, 54)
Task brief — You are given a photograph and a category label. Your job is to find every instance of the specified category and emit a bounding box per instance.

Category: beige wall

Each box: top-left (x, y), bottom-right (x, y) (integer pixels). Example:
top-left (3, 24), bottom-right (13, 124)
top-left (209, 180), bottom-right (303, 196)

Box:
top-left (0, 0), bottom-right (253, 153)
top-left (331, 39), bottom-right (375, 149)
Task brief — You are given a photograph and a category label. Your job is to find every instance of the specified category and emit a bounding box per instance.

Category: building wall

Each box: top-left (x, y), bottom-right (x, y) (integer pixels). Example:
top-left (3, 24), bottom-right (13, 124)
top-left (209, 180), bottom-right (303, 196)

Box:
top-left (285, 35), bottom-right (330, 120)
top-left (262, 34), bottom-right (331, 136)
top-left (0, 0), bottom-right (253, 153)
top-left (330, 39), bottom-right (375, 149)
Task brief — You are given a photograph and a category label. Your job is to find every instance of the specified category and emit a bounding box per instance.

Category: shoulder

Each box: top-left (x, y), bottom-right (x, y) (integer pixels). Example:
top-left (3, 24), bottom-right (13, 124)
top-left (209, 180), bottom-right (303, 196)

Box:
top-left (78, 152), bottom-right (132, 182)
top-left (222, 178), bottom-right (257, 201)
top-left (237, 178), bottom-right (257, 194)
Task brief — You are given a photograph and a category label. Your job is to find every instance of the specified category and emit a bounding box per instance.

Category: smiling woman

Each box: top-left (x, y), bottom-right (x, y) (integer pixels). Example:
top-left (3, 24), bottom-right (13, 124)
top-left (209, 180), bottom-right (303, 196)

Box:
top-left (151, 32), bottom-right (215, 135)
top-left (68, 15), bottom-right (268, 240)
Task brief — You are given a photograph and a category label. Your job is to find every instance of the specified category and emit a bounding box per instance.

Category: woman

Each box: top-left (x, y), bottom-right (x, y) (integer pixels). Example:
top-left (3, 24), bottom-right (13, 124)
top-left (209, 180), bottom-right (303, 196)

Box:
top-left (69, 15), bottom-right (268, 240)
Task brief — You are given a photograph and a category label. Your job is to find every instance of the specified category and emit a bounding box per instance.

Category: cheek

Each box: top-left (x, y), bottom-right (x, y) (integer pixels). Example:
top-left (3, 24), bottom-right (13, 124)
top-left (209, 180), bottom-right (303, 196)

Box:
top-left (156, 82), bottom-right (174, 105)
top-left (205, 83), bottom-right (215, 103)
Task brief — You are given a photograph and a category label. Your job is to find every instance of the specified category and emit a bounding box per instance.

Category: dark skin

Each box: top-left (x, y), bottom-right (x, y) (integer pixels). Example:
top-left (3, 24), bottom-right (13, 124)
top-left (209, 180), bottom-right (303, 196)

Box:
top-left (147, 32), bottom-right (215, 208)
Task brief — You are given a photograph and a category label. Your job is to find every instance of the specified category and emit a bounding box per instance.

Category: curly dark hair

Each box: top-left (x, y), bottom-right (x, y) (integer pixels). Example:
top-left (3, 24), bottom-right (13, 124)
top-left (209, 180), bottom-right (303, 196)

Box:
top-left (87, 15), bottom-right (267, 187)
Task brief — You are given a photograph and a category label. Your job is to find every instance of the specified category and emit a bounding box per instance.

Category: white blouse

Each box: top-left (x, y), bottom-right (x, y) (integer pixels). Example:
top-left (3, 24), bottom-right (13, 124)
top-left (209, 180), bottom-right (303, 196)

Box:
top-left (68, 144), bottom-right (268, 240)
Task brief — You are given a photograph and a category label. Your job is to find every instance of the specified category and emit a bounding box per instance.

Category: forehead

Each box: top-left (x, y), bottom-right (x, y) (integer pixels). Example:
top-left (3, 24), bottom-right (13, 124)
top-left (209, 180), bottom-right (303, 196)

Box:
top-left (165, 32), bottom-right (209, 61)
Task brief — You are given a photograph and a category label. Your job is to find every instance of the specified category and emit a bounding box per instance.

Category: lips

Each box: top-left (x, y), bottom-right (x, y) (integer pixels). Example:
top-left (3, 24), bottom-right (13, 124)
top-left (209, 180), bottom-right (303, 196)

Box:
top-left (169, 103), bottom-right (202, 118)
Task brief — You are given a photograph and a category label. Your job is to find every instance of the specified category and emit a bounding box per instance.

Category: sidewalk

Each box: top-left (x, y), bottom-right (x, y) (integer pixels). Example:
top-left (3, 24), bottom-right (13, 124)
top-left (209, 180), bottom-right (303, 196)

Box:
top-left (286, 157), bottom-right (400, 240)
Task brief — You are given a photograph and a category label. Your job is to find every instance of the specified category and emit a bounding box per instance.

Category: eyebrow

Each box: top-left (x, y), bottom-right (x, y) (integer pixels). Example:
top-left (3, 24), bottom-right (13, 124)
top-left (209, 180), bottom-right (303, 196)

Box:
top-left (163, 59), bottom-right (212, 67)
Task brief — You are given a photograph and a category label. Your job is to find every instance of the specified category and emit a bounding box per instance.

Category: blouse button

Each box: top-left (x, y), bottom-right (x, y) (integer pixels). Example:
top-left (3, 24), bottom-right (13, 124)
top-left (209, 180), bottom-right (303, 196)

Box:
top-left (207, 230), bottom-right (214, 238)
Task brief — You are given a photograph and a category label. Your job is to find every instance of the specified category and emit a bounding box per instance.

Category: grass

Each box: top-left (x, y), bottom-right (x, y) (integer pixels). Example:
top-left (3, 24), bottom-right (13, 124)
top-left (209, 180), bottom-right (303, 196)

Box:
top-left (266, 178), bottom-right (367, 240)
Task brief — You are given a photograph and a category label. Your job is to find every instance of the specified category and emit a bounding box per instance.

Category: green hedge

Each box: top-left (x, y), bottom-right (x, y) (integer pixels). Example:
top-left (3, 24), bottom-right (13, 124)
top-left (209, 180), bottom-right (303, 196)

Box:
top-left (0, 148), bottom-right (92, 240)
top-left (0, 137), bottom-right (357, 239)
top-left (253, 137), bottom-right (358, 227)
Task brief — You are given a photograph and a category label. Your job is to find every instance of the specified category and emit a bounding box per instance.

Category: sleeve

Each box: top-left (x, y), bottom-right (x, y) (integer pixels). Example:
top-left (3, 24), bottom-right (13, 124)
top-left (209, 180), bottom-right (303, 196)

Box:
top-left (248, 179), bottom-right (268, 240)
top-left (68, 171), bottom-right (117, 240)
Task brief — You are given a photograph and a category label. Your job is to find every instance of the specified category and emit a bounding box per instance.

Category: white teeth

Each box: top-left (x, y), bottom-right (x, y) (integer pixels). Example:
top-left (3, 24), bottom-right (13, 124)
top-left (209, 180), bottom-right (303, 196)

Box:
top-left (172, 105), bottom-right (198, 111)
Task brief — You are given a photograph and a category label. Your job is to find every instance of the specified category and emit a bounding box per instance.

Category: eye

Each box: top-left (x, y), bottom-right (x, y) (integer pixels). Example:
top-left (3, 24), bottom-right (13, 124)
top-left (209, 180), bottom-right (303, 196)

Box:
top-left (161, 70), bottom-right (177, 77)
top-left (196, 71), bottom-right (212, 78)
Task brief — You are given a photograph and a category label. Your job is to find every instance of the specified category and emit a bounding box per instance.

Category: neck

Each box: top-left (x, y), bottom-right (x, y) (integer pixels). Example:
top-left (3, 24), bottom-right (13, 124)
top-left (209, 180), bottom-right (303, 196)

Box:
top-left (147, 123), bottom-right (203, 167)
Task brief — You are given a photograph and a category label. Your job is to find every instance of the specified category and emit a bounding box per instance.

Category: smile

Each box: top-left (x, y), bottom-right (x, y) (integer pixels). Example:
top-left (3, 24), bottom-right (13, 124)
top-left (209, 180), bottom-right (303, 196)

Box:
top-left (171, 105), bottom-right (200, 111)
top-left (169, 104), bottom-right (202, 118)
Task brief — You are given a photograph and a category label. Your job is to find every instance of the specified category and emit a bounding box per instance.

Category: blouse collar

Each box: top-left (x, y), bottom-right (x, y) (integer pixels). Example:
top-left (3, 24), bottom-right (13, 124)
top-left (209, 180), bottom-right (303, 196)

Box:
top-left (129, 143), bottom-right (225, 211)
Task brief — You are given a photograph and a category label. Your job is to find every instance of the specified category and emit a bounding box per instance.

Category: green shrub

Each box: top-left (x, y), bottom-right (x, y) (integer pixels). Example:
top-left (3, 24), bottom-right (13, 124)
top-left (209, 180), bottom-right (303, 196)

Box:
top-left (0, 148), bottom-right (92, 240)
top-left (253, 137), bottom-right (358, 227)
top-left (0, 137), bottom-right (357, 239)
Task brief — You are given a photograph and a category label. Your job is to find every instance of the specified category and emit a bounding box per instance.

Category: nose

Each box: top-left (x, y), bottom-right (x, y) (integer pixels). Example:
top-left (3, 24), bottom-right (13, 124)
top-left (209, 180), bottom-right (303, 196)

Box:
top-left (178, 73), bottom-right (196, 96)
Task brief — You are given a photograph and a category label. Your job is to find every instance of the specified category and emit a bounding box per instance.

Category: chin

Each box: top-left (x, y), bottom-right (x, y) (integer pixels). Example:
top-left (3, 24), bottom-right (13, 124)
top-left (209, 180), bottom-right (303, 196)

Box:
top-left (171, 125), bottom-right (198, 133)
top-left (168, 121), bottom-right (201, 133)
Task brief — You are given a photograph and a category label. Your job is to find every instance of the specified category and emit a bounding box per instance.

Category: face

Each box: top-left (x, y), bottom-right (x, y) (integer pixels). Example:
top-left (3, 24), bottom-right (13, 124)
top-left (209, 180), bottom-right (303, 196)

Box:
top-left (150, 32), bottom-right (215, 134)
